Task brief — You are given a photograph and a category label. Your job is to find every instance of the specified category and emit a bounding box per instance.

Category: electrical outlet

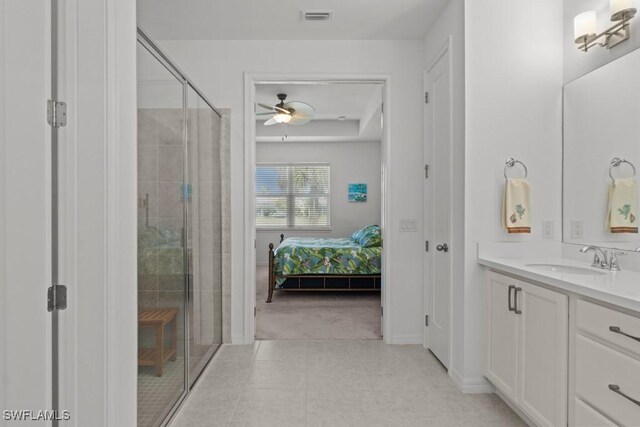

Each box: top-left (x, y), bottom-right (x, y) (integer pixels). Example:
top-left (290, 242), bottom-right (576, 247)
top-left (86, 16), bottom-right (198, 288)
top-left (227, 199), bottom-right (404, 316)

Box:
top-left (542, 221), bottom-right (554, 239)
top-left (571, 220), bottom-right (584, 240)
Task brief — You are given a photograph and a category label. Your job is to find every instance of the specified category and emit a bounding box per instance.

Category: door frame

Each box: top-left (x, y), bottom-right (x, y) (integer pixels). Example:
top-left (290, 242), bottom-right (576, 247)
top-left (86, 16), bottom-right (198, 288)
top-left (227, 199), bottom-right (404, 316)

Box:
top-left (56, 1), bottom-right (138, 425)
top-left (243, 73), bottom-right (392, 343)
top-left (423, 38), bottom-right (454, 369)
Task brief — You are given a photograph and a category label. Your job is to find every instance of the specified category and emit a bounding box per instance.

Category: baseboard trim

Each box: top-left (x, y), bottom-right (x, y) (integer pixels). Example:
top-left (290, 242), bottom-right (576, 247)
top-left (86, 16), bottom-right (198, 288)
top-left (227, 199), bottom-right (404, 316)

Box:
top-left (450, 368), bottom-right (495, 394)
top-left (387, 334), bottom-right (422, 345)
top-left (231, 334), bottom-right (251, 345)
top-left (494, 389), bottom-right (536, 427)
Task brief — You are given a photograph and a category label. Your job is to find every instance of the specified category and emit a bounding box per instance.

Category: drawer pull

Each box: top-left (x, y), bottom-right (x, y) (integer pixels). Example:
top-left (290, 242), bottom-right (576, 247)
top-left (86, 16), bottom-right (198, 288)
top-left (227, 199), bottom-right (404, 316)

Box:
top-left (508, 285), bottom-right (515, 312)
top-left (609, 326), bottom-right (640, 343)
top-left (514, 287), bottom-right (522, 314)
top-left (609, 384), bottom-right (640, 407)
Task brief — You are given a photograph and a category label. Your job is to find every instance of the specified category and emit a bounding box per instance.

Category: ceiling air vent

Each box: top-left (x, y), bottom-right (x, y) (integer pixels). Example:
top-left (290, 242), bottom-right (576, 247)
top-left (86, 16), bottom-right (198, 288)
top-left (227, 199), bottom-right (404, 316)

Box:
top-left (301, 11), bottom-right (333, 21)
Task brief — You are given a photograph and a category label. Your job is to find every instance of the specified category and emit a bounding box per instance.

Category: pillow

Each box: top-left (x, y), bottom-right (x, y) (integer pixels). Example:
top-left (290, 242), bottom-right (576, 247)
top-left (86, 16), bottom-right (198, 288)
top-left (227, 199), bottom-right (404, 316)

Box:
top-left (351, 226), bottom-right (369, 242)
top-left (353, 225), bottom-right (381, 247)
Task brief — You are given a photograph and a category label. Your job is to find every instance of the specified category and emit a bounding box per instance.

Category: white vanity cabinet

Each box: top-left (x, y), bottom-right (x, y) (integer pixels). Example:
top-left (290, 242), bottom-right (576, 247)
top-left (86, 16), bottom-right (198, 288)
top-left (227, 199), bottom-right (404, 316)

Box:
top-left (485, 271), bottom-right (568, 427)
top-left (573, 300), bottom-right (640, 426)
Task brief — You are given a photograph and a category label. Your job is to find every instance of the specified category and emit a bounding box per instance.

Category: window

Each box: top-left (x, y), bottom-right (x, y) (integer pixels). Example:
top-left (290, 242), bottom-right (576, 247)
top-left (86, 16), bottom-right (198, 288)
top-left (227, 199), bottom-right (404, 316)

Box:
top-left (256, 163), bottom-right (330, 230)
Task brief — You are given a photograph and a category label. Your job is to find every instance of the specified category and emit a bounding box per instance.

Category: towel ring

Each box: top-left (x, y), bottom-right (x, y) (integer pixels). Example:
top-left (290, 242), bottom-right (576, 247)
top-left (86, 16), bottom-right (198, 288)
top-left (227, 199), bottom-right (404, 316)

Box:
top-left (504, 157), bottom-right (528, 179)
top-left (609, 157), bottom-right (636, 182)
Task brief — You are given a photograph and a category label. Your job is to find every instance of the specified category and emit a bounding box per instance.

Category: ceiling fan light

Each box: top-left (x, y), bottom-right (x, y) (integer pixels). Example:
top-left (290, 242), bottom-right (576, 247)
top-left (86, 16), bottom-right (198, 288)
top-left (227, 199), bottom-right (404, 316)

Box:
top-left (273, 113), bottom-right (292, 124)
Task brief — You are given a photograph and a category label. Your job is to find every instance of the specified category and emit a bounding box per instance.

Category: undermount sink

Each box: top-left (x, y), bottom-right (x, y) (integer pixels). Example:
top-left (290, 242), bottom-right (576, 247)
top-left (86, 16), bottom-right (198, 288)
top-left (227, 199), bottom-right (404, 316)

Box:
top-left (525, 263), bottom-right (608, 276)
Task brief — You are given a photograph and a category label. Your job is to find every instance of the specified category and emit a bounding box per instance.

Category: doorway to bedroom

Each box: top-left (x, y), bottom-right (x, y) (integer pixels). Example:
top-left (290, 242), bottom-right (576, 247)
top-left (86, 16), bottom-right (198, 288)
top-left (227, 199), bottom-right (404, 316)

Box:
top-left (251, 80), bottom-right (385, 340)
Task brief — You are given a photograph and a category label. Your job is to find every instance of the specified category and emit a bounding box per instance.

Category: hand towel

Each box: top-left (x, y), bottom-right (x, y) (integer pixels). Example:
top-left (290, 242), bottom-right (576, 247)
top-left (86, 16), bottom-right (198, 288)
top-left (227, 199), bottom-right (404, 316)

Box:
top-left (502, 178), bottom-right (531, 234)
top-left (607, 178), bottom-right (638, 233)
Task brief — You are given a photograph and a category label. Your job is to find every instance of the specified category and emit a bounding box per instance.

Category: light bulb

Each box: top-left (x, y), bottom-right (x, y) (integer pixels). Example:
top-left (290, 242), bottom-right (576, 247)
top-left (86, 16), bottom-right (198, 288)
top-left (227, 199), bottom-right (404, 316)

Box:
top-left (611, 0), bottom-right (636, 20)
top-left (574, 11), bottom-right (597, 41)
top-left (273, 113), bottom-right (292, 124)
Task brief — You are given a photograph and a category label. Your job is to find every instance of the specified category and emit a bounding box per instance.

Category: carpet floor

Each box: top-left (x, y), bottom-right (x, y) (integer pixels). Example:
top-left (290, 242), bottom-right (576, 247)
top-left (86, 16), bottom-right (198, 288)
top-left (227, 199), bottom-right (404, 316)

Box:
top-left (255, 266), bottom-right (382, 340)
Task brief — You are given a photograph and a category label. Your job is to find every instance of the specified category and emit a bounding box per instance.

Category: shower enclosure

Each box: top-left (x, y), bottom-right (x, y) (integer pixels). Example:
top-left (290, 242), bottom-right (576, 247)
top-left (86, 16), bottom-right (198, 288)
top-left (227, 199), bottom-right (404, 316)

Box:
top-left (136, 29), bottom-right (223, 427)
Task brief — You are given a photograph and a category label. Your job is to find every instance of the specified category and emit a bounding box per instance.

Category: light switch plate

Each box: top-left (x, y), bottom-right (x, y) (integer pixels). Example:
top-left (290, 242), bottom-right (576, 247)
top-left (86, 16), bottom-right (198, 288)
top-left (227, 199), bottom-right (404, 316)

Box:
top-left (571, 220), bottom-right (584, 240)
top-left (400, 219), bottom-right (417, 232)
top-left (542, 220), bottom-right (554, 239)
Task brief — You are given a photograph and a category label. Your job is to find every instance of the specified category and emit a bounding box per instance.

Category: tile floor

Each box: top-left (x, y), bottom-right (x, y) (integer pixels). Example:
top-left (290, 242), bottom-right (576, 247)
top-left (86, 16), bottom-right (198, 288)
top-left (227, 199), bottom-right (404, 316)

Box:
top-left (169, 340), bottom-right (525, 427)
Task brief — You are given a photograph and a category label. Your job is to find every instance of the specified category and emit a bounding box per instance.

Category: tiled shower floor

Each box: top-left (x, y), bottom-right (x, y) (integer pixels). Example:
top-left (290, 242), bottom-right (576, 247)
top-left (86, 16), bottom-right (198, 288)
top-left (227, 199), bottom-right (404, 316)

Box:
top-left (138, 358), bottom-right (185, 427)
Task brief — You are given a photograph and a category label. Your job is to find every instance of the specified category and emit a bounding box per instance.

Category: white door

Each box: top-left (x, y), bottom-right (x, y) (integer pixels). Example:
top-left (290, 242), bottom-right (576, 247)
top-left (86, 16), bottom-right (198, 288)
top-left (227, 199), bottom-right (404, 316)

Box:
top-left (485, 272), bottom-right (520, 402)
top-left (424, 46), bottom-right (452, 368)
top-left (518, 282), bottom-right (568, 427)
top-left (0, 0), bottom-right (53, 421)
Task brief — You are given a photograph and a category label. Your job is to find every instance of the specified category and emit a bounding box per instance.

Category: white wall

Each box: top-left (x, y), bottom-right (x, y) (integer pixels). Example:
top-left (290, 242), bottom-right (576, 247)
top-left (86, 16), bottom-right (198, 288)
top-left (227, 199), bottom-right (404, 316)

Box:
top-left (564, 0), bottom-right (640, 82)
top-left (423, 0), bottom-right (466, 385)
top-left (464, 0), bottom-right (564, 387)
top-left (158, 39), bottom-right (425, 344)
top-left (256, 141), bottom-right (381, 265)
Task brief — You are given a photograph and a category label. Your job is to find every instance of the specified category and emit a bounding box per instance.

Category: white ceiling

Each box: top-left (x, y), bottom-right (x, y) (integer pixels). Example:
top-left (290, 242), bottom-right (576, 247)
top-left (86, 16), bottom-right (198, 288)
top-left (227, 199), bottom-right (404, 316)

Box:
top-left (255, 83), bottom-right (382, 143)
top-left (137, 0), bottom-right (449, 41)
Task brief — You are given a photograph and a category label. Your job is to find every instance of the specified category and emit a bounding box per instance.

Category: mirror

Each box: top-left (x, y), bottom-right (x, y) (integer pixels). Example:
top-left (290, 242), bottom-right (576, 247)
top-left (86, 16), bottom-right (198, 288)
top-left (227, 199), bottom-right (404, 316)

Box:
top-left (563, 48), bottom-right (640, 250)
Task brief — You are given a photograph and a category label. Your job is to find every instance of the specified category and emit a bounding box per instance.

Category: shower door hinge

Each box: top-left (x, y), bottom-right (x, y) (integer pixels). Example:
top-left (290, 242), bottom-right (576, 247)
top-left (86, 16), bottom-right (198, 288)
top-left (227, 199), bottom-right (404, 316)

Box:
top-left (47, 100), bottom-right (67, 127)
top-left (425, 92), bottom-right (429, 104)
top-left (425, 164), bottom-right (429, 179)
top-left (425, 315), bottom-right (429, 326)
top-left (47, 284), bottom-right (67, 312)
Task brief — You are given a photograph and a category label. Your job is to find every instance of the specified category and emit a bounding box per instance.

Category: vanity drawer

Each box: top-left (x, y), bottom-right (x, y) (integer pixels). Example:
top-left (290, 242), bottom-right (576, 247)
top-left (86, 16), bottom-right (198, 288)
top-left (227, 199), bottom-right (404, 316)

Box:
top-left (576, 300), bottom-right (640, 355)
top-left (576, 334), bottom-right (640, 426)
top-left (574, 398), bottom-right (616, 427)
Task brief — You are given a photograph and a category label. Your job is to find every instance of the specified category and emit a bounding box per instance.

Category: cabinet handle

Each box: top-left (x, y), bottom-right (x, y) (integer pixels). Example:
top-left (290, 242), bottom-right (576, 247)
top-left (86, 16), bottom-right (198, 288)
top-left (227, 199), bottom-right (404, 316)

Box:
top-left (508, 285), bottom-right (515, 312)
top-left (514, 287), bottom-right (522, 314)
top-left (609, 384), bottom-right (640, 407)
top-left (609, 326), bottom-right (640, 343)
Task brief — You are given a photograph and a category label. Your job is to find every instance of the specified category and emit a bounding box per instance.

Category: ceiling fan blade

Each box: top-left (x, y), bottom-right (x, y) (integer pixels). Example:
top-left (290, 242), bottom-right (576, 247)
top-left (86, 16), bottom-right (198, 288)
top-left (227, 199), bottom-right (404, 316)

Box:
top-left (273, 105), bottom-right (290, 114)
top-left (257, 103), bottom-right (276, 111)
top-left (285, 101), bottom-right (315, 125)
top-left (264, 117), bottom-right (279, 126)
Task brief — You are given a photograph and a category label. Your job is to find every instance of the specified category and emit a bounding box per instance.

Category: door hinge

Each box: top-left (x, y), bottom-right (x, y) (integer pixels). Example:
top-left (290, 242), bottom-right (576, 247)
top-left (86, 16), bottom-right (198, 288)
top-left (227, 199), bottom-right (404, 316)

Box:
top-left (254, 306), bottom-right (257, 317)
top-left (425, 241), bottom-right (429, 252)
top-left (381, 103), bottom-right (384, 113)
top-left (425, 164), bottom-right (429, 179)
top-left (381, 306), bottom-right (383, 317)
top-left (47, 284), bottom-right (67, 312)
top-left (425, 92), bottom-right (429, 104)
top-left (425, 315), bottom-right (429, 326)
top-left (47, 100), bottom-right (67, 127)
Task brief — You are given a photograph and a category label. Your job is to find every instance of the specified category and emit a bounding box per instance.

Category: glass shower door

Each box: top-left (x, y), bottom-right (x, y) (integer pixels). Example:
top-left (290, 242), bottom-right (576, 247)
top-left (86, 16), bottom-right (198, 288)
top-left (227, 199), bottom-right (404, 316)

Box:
top-left (186, 83), bottom-right (223, 386)
top-left (136, 41), bottom-right (187, 427)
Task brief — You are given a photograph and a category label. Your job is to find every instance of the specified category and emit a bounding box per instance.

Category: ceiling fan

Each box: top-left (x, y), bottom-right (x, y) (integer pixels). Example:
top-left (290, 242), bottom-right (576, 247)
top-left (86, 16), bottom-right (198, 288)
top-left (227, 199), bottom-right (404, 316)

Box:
top-left (256, 93), bottom-right (315, 126)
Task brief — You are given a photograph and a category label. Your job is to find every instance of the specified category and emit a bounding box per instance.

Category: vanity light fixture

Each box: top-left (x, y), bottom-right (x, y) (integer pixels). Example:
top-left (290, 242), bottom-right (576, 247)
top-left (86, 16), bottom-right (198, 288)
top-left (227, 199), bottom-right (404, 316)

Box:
top-left (574, 0), bottom-right (637, 52)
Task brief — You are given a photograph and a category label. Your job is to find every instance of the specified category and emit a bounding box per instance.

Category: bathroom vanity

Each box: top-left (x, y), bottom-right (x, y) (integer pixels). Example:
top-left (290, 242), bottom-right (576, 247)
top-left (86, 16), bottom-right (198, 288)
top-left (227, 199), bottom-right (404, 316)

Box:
top-left (480, 253), bottom-right (640, 426)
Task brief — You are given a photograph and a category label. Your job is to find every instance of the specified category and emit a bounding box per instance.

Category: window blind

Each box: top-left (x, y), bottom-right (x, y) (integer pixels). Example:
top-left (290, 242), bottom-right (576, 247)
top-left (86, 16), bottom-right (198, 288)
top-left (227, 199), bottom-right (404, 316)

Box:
top-left (256, 163), bottom-right (330, 229)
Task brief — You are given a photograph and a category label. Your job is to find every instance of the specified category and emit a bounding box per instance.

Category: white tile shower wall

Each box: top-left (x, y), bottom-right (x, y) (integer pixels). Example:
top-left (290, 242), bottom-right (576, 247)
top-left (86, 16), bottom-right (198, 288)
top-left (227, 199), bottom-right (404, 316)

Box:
top-left (255, 140), bottom-right (382, 265)
top-left (464, 0), bottom-right (563, 385)
top-left (158, 39), bottom-right (426, 344)
top-left (564, 0), bottom-right (640, 83)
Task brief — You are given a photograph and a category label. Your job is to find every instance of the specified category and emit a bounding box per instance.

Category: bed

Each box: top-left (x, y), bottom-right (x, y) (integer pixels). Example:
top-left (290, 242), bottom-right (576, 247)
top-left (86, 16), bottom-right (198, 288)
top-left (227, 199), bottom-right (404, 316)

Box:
top-left (266, 225), bottom-right (382, 303)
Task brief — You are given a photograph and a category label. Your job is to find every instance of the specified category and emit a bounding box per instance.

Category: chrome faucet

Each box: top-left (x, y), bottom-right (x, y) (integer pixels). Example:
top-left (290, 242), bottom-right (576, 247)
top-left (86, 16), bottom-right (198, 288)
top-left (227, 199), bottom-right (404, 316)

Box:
top-left (579, 245), bottom-right (625, 271)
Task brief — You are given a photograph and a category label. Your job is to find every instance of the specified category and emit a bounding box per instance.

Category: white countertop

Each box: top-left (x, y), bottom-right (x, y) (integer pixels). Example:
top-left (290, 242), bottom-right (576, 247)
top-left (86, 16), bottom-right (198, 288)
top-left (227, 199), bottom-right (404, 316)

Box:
top-left (478, 255), bottom-right (640, 313)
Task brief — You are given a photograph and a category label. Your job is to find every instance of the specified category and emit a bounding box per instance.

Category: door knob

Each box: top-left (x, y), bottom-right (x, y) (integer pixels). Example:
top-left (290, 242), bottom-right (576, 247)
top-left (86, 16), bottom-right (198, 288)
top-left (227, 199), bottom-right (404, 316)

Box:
top-left (436, 243), bottom-right (449, 253)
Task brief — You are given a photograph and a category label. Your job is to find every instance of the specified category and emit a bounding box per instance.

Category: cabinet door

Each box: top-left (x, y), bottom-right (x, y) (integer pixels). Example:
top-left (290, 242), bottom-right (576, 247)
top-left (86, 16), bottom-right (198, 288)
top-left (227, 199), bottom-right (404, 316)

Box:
top-left (518, 282), bottom-right (568, 427)
top-left (485, 272), bottom-right (520, 401)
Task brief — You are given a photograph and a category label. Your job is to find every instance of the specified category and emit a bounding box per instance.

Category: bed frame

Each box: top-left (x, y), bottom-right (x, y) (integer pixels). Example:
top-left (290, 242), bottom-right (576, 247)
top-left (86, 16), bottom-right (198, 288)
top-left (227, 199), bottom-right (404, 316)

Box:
top-left (266, 234), bottom-right (381, 303)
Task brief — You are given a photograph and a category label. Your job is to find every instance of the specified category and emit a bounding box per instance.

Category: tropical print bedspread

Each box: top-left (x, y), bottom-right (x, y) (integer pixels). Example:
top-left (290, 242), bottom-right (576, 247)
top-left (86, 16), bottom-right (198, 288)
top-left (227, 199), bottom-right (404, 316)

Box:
top-left (273, 237), bottom-right (382, 287)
